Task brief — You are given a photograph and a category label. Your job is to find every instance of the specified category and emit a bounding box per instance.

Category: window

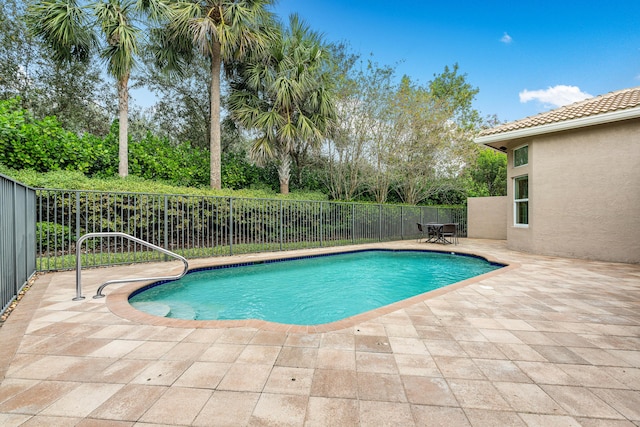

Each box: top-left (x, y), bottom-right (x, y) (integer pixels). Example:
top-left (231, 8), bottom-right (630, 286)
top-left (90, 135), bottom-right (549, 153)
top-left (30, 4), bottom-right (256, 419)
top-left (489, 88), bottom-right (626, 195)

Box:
top-left (514, 175), bottom-right (528, 226)
top-left (514, 145), bottom-right (528, 167)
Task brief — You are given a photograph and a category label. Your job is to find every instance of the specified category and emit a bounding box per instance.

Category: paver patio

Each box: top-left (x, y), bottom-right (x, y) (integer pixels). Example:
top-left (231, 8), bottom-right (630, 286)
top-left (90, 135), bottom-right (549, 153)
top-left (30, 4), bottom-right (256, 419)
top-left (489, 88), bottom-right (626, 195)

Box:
top-left (0, 239), bottom-right (639, 426)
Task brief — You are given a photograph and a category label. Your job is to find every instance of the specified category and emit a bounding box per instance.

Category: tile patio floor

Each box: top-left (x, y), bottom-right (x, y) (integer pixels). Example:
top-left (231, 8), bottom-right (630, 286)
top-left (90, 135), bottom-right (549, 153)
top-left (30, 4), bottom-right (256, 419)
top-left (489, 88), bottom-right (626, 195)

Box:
top-left (0, 239), bottom-right (639, 426)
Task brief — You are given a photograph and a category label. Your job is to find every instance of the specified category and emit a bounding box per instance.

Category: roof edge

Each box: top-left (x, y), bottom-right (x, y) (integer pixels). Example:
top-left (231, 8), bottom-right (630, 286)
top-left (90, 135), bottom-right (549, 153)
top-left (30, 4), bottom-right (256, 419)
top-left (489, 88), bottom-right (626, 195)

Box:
top-left (475, 106), bottom-right (640, 146)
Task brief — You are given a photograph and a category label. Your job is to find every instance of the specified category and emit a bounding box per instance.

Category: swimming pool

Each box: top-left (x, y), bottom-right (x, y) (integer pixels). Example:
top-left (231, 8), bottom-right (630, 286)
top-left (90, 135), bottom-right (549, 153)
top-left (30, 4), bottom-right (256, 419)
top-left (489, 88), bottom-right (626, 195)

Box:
top-left (129, 250), bottom-right (503, 325)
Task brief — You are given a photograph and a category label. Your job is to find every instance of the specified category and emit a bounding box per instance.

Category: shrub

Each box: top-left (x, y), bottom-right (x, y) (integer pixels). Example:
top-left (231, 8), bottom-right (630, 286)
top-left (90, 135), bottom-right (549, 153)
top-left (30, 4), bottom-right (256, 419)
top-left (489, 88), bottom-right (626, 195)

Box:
top-left (128, 132), bottom-right (204, 186)
top-left (36, 221), bottom-right (75, 252)
top-left (221, 151), bottom-right (261, 190)
top-left (0, 98), bottom-right (106, 174)
top-left (0, 97), bottom-right (329, 197)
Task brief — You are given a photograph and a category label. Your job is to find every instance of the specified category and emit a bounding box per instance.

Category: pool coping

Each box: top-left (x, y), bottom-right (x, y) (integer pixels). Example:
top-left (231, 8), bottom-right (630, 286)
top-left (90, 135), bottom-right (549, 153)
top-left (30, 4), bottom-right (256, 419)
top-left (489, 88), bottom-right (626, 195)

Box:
top-left (106, 245), bottom-right (519, 333)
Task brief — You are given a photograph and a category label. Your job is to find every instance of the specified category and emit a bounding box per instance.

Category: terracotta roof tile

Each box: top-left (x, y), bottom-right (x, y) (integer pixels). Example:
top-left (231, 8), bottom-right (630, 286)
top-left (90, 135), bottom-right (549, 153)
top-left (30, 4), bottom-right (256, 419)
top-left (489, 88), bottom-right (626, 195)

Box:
top-left (479, 86), bottom-right (640, 137)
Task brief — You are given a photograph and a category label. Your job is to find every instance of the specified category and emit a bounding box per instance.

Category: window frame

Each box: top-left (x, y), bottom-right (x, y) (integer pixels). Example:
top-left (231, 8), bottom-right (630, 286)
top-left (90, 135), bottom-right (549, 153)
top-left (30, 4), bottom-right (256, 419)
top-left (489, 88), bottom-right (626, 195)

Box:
top-left (513, 144), bottom-right (528, 168)
top-left (514, 175), bottom-right (529, 227)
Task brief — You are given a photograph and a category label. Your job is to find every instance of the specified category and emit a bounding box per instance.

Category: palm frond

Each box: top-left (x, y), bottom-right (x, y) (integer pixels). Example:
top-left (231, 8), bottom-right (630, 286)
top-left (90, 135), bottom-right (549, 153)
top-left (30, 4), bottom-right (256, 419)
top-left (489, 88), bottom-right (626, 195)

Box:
top-left (147, 26), bottom-right (194, 76)
top-left (136, 0), bottom-right (171, 22)
top-left (27, 0), bottom-right (96, 63)
top-left (94, 0), bottom-right (140, 80)
top-left (250, 135), bottom-right (274, 164)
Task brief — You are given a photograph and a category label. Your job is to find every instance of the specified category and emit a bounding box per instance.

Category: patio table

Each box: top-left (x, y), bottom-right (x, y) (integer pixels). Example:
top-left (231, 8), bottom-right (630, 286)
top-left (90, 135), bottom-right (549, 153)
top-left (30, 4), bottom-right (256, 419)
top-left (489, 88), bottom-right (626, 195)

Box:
top-left (422, 223), bottom-right (457, 245)
top-left (423, 223), bottom-right (444, 243)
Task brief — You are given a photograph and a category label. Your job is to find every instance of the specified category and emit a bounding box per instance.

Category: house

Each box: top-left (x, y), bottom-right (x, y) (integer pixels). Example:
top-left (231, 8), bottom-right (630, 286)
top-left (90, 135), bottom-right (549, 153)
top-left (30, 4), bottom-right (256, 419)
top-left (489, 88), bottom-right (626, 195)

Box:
top-left (470, 86), bottom-right (640, 264)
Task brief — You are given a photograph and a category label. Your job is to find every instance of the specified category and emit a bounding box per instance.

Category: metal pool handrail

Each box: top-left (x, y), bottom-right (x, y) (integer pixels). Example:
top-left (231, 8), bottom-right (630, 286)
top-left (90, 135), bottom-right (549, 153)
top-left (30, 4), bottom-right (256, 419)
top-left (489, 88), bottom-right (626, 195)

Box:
top-left (74, 232), bottom-right (189, 301)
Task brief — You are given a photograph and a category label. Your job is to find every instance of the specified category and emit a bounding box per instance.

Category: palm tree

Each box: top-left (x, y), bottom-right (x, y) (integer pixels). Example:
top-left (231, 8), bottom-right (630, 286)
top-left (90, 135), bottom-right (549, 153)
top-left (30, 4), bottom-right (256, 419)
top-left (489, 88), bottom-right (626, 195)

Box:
top-left (148, 0), bottom-right (275, 189)
top-left (228, 15), bottom-right (336, 194)
top-left (27, 0), bottom-right (140, 177)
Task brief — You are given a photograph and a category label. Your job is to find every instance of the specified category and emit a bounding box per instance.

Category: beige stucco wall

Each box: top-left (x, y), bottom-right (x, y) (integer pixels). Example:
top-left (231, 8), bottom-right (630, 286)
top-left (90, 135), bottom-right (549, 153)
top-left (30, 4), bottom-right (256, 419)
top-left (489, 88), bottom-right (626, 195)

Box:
top-left (467, 196), bottom-right (508, 240)
top-left (502, 118), bottom-right (640, 264)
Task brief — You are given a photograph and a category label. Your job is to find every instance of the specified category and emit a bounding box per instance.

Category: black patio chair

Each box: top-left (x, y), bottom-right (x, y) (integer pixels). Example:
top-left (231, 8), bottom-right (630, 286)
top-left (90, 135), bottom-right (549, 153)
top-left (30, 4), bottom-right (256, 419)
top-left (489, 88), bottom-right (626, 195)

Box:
top-left (416, 223), bottom-right (427, 242)
top-left (441, 223), bottom-right (458, 245)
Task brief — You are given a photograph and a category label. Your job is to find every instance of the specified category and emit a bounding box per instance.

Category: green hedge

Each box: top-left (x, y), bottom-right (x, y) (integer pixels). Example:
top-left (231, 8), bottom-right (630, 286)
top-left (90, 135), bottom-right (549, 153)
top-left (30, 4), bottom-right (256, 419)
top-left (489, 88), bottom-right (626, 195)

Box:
top-left (0, 98), bottom-right (110, 174)
top-left (0, 97), bottom-right (281, 191)
top-left (36, 221), bottom-right (75, 252)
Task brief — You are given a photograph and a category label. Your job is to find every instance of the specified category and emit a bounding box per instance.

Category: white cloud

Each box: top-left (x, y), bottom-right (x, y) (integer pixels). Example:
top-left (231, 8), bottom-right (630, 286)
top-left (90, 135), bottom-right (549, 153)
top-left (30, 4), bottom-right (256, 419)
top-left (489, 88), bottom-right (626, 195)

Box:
top-left (500, 32), bottom-right (512, 44)
top-left (519, 85), bottom-right (592, 108)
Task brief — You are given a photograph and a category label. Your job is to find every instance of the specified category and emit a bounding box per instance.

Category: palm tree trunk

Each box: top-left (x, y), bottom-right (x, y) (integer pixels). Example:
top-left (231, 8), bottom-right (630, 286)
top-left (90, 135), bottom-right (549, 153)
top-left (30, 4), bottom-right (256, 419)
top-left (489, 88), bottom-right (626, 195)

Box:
top-left (118, 74), bottom-right (129, 178)
top-left (209, 42), bottom-right (222, 189)
top-left (278, 151), bottom-right (291, 194)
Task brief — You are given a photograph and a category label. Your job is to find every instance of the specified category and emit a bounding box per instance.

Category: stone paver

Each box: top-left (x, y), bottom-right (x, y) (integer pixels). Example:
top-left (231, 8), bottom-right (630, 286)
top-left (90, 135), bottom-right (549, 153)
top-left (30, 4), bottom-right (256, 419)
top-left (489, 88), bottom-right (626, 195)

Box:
top-left (0, 239), bottom-right (639, 425)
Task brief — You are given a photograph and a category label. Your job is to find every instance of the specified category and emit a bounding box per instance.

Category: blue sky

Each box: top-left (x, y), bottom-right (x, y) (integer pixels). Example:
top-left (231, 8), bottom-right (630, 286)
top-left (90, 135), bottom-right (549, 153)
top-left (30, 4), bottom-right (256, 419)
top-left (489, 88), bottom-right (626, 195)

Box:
top-left (269, 0), bottom-right (640, 122)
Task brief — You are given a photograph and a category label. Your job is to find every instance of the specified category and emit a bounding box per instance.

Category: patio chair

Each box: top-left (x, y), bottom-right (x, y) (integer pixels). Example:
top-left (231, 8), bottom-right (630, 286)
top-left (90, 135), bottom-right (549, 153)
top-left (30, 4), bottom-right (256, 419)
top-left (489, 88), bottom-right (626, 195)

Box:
top-left (441, 223), bottom-right (458, 245)
top-left (416, 223), bottom-right (427, 242)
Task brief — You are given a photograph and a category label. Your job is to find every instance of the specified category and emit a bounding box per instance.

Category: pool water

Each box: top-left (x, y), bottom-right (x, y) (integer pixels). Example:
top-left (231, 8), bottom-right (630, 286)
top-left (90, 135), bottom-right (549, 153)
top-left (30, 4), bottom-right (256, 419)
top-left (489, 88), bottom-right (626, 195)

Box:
top-left (129, 250), bottom-right (501, 325)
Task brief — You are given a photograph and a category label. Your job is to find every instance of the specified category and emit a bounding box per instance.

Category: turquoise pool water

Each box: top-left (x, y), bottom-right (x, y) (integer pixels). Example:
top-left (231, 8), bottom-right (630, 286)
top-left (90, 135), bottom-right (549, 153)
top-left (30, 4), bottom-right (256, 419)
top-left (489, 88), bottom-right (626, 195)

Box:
top-left (129, 250), bottom-right (502, 325)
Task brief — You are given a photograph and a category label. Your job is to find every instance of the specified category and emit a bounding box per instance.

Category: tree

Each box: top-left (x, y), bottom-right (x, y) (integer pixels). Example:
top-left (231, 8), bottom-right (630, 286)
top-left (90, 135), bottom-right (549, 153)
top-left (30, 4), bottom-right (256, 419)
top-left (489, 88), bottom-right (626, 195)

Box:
top-left (369, 63), bottom-right (489, 205)
top-left (321, 44), bottom-right (398, 201)
top-left (388, 76), bottom-right (451, 205)
top-left (228, 15), bottom-right (337, 194)
top-left (32, 60), bottom-right (115, 136)
top-left (147, 0), bottom-right (275, 189)
top-left (428, 63), bottom-right (484, 183)
top-left (429, 63), bottom-right (480, 132)
top-left (465, 147), bottom-right (507, 196)
top-left (0, 0), bottom-right (38, 104)
top-left (133, 47), bottom-right (211, 147)
top-left (27, 0), bottom-right (141, 177)
top-left (1, 0), bottom-right (114, 135)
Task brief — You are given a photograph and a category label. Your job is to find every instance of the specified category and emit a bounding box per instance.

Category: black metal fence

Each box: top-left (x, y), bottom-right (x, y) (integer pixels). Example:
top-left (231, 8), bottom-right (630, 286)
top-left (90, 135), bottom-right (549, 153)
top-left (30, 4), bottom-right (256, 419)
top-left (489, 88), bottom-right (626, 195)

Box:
top-left (35, 189), bottom-right (467, 271)
top-left (1, 173), bottom-right (36, 317)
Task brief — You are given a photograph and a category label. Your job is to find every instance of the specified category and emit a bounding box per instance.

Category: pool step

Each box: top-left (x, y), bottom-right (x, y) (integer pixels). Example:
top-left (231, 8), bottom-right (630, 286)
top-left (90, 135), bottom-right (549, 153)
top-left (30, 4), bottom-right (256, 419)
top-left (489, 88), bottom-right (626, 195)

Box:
top-left (167, 302), bottom-right (197, 320)
top-left (130, 301), bottom-right (197, 320)
top-left (130, 301), bottom-right (171, 318)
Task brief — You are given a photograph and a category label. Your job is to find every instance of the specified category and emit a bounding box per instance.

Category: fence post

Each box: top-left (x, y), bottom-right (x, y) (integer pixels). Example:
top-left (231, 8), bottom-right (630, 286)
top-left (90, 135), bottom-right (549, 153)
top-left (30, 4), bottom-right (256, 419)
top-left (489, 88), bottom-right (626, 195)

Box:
top-left (75, 191), bottom-right (81, 243)
top-left (37, 190), bottom-right (41, 271)
top-left (163, 195), bottom-right (169, 260)
top-left (400, 206), bottom-right (404, 240)
top-left (12, 181), bottom-right (18, 295)
top-left (351, 203), bottom-right (355, 244)
top-left (279, 200), bottom-right (283, 251)
top-left (320, 202), bottom-right (324, 247)
top-left (229, 198), bottom-right (234, 256)
top-left (379, 204), bottom-right (382, 241)
top-left (23, 186), bottom-right (29, 285)
top-left (163, 196), bottom-right (168, 249)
